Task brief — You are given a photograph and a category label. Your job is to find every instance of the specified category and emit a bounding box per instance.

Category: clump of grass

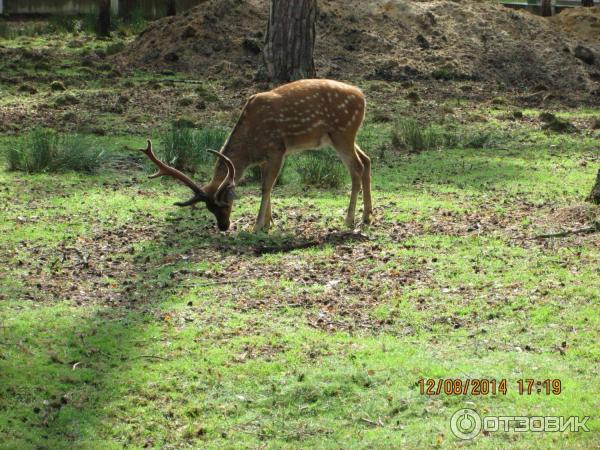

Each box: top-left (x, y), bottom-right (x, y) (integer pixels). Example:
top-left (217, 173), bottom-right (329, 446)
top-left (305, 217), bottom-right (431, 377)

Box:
top-left (178, 96), bottom-right (195, 107)
top-left (296, 150), bottom-right (345, 188)
top-left (105, 41), bottom-right (126, 56)
top-left (393, 119), bottom-right (510, 152)
top-left (242, 159), bottom-right (290, 186)
top-left (6, 129), bottom-right (106, 173)
top-left (50, 80), bottom-right (66, 91)
top-left (18, 83), bottom-right (38, 94)
top-left (54, 93), bottom-right (80, 107)
top-left (392, 119), bottom-right (444, 153)
top-left (158, 127), bottom-right (228, 174)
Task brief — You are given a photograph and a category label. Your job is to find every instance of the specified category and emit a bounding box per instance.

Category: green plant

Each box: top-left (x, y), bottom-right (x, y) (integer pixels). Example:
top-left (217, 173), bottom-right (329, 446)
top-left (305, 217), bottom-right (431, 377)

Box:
top-left (451, 127), bottom-right (510, 149)
top-left (54, 93), bottom-right (80, 107)
top-left (296, 150), bottom-right (345, 188)
top-left (50, 80), bottom-right (66, 91)
top-left (105, 41), bottom-right (126, 56)
top-left (158, 127), bottom-right (228, 174)
top-left (7, 129), bottom-right (106, 173)
top-left (431, 68), bottom-right (453, 80)
top-left (392, 119), bottom-right (444, 153)
top-left (243, 159), bottom-right (290, 186)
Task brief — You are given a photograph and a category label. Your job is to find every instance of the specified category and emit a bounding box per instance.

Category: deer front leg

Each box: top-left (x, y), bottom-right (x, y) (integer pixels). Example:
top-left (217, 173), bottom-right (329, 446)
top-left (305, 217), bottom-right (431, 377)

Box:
top-left (254, 156), bottom-right (283, 232)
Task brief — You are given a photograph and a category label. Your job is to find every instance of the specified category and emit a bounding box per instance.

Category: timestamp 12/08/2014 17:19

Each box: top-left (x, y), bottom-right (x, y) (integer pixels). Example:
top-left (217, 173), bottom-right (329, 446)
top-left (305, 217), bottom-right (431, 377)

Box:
top-left (418, 378), bottom-right (562, 396)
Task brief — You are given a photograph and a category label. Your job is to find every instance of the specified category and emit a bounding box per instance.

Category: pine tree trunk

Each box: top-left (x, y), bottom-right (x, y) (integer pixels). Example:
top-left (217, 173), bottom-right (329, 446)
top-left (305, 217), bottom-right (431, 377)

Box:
top-left (120, 0), bottom-right (136, 21)
top-left (587, 169), bottom-right (600, 204)
top-left (166, 0), bottom-right (177, 16)
top-left (97, 0), bottom-right (111, 36)
top-left (582, 0), bottom-right (594, 7)
top-left (263, 0), bottom-right (317, 83)
top-left (540, 0), bottom-right (552, 17)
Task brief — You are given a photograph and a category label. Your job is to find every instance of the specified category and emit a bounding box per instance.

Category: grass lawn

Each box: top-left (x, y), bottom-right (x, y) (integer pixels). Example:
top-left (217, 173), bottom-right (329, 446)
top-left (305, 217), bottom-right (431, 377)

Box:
top-left (0, 116), bottom-right (599, 449)
top-left (0, 18), bottom-right (599, 449)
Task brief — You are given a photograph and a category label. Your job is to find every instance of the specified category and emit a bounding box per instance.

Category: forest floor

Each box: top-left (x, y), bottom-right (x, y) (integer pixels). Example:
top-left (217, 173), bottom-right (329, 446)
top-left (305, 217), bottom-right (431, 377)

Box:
top-left (1, 22), bottom-right (599, 449)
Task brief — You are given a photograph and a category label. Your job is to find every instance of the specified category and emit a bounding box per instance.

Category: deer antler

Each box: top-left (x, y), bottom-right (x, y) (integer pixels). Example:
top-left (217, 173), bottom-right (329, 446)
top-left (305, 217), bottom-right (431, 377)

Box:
top-left (138, 139), bottom-right (208, 206)
top-left (208, 149), bottom-right (236, 205)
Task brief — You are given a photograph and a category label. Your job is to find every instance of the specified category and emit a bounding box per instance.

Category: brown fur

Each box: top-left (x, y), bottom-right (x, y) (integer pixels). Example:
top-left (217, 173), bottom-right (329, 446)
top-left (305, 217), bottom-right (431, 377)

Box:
top-left (204, 79), bottom-right (372, 231)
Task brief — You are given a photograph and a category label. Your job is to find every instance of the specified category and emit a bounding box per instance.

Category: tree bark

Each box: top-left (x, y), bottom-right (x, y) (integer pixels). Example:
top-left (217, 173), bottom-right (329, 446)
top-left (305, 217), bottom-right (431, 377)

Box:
top-left (540, 0), bottom-right (552, 17)
top-left (262, 0), bottom-right (317, 83)
top-left (166, 0), bottom-right (177, 16)
top-left (97, 0), bottom-right (111, 36)
top-left (587, 169), bottom-right (600, 205)
top-left (582, 0), bottom-right (594, 7)
top-left (120, 0), bottom-right (136, 21)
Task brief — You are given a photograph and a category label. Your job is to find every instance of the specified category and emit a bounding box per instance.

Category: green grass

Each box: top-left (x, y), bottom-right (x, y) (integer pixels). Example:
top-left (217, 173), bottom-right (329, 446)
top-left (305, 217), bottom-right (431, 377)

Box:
top-left (157, 126), bottom-right (228, 174)
top-left (296, 149), bottom-right (346, 188)
top-left (6, 129), bottom-right (107, 173)
top-left (0, 116), bottom-right (598, 448)
top-left (0, 25), bottom-right (599, 449)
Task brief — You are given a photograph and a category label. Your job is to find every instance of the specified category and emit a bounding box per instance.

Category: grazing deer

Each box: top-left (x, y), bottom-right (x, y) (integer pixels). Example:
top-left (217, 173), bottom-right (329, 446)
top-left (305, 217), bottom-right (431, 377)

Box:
top-left (138, 79), bottom-right (372, 232)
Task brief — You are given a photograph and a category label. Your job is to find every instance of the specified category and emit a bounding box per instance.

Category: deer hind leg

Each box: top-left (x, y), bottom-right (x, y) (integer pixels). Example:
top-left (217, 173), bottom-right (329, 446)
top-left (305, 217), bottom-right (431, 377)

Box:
top-left (330, 133), bottom-right (365, 228)
top-left (355, 144), bottom-right (372, 224)
top-left (254, 155), bottom-right (284, 232)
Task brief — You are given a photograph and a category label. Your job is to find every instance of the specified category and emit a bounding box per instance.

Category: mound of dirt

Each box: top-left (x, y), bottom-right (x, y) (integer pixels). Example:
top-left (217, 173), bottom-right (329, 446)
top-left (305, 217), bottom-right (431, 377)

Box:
top-left (115, 0), bottom-right (600, 95)
top-left (551, 6), bottom-right (600, 43)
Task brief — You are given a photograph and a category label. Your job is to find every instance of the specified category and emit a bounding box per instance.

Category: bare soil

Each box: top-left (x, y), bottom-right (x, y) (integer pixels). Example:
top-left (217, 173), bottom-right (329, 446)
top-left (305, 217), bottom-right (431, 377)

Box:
top-left (116, 0), bottom-right (600, 97)
top-left (551, 5), bottom-right (600, 43)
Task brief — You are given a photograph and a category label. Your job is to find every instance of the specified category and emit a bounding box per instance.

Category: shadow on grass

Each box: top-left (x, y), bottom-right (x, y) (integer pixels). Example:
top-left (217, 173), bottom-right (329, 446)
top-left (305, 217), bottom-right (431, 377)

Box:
top-left (0, 198), bottom-right (317, 447)
top-left (0, 215), bottom-right (225, 446)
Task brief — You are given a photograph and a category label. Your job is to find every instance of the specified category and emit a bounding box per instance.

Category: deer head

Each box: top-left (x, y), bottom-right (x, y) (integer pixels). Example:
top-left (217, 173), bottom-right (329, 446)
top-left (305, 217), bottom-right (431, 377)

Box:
top-left (138, 140), bottom-right (236, 231)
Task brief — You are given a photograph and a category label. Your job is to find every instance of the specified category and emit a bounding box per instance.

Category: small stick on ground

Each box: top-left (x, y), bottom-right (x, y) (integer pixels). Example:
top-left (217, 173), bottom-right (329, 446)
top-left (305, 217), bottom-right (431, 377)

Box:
top-left (130, 355), bottom-right (170, 361)
top-left (533, 222), bottom-right (600, 239)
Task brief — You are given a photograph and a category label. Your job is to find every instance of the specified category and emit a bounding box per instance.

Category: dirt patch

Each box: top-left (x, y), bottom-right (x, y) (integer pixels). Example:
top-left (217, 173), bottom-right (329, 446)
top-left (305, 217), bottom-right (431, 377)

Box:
top-left (13, 221), bottom-right (160, 306)
top-left (551, 5), bottom-right (600, 43)
top-left (226, 238), bottom-right (432, 333)
top-left (115, 0), bottom-right (600, 95)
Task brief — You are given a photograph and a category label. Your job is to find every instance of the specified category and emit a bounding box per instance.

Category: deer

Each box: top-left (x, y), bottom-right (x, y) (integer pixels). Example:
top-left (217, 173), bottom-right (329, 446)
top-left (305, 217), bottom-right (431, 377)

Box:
top-left (137, 79), bottom-right (372, 232)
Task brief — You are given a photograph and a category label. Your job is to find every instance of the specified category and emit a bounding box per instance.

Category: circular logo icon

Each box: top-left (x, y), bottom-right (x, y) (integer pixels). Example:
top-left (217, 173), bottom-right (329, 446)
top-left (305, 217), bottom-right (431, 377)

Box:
top-left (450, 408), bottom-right (482, 440)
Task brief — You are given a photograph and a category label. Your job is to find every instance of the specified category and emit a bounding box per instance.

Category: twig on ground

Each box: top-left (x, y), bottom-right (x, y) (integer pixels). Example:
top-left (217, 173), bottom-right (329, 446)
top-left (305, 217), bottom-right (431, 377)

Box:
top-left (533, 221), bottom-right (600, 239)
top-left (360, 417), bottom-right (385, 427)
top-left (130, 355), bottom-right (170, 361)
top-left (181, 280), bottom-right (251, 288)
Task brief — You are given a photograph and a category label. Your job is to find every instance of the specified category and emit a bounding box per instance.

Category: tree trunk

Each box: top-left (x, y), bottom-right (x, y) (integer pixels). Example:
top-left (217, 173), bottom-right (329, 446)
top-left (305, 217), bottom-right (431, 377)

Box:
top-left (166, 0), bottom-right (176, 16)
top-left (582, 0), bottom-right (594, 7)
top-left (97, 0), bottom-right (111, 36)
top-left (262, 0), bottom-right (317, 83)
top-left (120, 0), bottom-right (136, 21)
top-left (587, 169), bottom-right (600, 205)
top-left (540, 0), bottom-right (552, 17)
